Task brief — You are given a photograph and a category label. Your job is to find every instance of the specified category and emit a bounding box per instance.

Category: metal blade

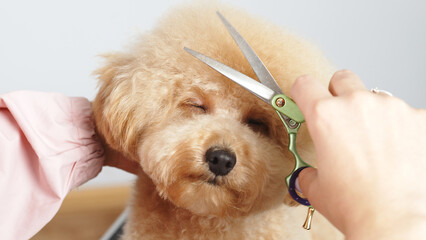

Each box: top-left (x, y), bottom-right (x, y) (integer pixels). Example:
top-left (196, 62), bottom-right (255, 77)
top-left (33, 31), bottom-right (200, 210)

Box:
top-left (217, 12), bottom-right (284, 95)
top-left (184, 47), bottom-right (275, 104)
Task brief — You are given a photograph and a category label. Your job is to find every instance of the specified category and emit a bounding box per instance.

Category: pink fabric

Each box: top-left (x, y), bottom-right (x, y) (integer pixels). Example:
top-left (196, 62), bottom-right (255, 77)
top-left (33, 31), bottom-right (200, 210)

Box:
top-left (0, 91), bottom-right (104, 240)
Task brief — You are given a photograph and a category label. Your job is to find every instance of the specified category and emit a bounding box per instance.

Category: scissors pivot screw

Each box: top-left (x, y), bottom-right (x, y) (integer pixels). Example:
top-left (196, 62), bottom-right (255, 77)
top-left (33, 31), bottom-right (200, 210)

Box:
top-left (275, 97), bottom-right (285, 107)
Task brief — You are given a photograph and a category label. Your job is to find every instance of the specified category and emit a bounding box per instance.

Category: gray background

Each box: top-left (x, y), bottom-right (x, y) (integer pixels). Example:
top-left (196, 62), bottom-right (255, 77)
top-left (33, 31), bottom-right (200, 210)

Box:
top-left (1, 0), bottom-right (425, 187)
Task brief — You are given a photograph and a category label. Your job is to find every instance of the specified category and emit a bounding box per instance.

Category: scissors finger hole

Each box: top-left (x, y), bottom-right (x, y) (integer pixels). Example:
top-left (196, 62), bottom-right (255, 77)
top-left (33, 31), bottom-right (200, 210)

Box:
top-left (288, 167), bottom-right (311, 206)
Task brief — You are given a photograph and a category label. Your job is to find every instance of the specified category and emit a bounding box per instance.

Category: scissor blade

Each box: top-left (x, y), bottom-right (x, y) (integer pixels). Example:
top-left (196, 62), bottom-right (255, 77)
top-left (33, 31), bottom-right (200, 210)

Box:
top-left (184, 47), bottom-right (275, 104)
top-left (217, 12), bottom-right (283, 95)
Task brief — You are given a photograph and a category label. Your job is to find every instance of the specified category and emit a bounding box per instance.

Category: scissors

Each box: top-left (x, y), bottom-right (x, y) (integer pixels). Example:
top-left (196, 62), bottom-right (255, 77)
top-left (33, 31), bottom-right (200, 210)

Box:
top-left (184, 12), bottom-right (316, 229)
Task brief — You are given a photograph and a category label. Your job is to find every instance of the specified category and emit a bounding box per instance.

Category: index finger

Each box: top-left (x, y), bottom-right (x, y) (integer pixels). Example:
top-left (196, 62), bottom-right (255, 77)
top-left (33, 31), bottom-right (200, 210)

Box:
top-left (291, 75), bottom-right (331, 117)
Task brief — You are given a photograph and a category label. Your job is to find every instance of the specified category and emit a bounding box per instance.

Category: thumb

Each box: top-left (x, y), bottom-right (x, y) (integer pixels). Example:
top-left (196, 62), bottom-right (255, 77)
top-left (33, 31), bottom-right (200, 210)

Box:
top-left (298, 167), bottom-right (318, 205)
top-left (298, 168), bottom-right (344, 233)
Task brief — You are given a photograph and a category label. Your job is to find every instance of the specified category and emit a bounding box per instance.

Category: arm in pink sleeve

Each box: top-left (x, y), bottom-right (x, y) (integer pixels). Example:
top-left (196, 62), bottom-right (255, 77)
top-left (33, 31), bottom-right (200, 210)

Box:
top-left (0, 91), bottom-right (104, 240)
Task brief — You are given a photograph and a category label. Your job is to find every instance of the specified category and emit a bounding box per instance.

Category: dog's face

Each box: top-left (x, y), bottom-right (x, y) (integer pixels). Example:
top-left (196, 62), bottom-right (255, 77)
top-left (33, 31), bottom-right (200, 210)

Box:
top-left (93, 4), bottom-right (333, 218)
top-left (137, 74), bottom-right (295, 217)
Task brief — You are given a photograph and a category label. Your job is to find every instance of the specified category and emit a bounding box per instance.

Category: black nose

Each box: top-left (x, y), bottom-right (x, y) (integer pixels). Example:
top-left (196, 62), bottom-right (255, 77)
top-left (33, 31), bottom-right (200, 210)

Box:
top-left (205, 147), bottom-right (236, 176)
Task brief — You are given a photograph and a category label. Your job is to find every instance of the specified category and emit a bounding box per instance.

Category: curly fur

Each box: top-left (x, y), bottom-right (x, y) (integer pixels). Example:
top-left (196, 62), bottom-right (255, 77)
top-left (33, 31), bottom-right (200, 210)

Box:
top-left (92, 1), bottom-right (343, 239)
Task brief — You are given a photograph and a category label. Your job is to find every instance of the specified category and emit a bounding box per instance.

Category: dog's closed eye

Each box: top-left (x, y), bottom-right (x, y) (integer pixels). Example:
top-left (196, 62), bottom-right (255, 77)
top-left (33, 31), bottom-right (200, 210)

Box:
top-left (246, 118), bottom-right (269, 135)
top-left (181, 98), bottom-right (208, 114)
top-left (188, 103), bottom-right (207, 113)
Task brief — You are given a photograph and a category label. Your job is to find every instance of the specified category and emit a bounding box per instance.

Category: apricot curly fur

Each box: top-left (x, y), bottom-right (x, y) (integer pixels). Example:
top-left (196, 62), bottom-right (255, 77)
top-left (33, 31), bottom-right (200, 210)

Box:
top-left (92, 1), bottom-right (343, 239)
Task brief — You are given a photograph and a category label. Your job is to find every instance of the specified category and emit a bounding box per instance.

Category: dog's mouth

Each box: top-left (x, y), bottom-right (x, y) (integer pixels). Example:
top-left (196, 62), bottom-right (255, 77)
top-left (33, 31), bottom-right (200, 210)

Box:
top-left (204, 174), bottom-right (227, 186)
top-left (184, 172), bottom-right (225, 186)
top-left (206, 176), bottom-right (219, 185)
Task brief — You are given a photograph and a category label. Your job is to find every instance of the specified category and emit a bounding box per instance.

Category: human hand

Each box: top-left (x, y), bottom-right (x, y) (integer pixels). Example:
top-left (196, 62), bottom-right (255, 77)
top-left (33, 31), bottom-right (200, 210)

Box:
top-left (291, 70), bottom-right (426, 239)
top-left (101, 137), bottom-right (141, 175)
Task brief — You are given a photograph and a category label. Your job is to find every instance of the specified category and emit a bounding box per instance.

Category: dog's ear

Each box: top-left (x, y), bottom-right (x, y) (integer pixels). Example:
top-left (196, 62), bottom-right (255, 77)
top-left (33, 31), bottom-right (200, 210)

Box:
top-left (92, 52), bottom-right (143, 160)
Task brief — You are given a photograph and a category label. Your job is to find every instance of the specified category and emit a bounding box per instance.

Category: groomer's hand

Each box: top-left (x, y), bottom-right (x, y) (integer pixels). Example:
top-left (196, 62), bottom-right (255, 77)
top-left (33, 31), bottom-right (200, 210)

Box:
top-left (291, 70), bottom-right (426, 240)
top-left (100, 137), bottom-right (140, 175)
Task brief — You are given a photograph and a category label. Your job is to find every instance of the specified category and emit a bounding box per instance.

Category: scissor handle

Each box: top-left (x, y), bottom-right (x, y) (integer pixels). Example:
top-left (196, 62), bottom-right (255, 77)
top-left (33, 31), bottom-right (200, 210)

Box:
top-left (275, 110), bottom-right (313, 206)
top-left (272, 94), bottom-right (305, 123)
top-left (284, 132), bottom-right (312, 206)
top-left (288, 167), bottom-right (311, 206)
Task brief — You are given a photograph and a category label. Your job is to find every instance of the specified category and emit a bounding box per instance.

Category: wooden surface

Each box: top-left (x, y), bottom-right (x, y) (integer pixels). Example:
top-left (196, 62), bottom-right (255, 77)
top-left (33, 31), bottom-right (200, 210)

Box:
top-left (32, 185), bottom-right (131, 240)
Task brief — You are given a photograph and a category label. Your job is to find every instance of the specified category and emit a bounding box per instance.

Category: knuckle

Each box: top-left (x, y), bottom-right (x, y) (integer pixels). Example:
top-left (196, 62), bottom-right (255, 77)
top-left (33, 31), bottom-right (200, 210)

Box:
top-left (332, 69), bottom-right (359, 82)
top-left (386, 97), bottom-right (408, 114)
top-left (310, 99), bottom-right (330, 121)
top-left (335, 69), bottom-right (353, 76)
top-left (346, 91), bottom-right (373, 111)
top-left (292, 75), bottom-right (313, 94)
top-left (294, 75), bottom-right (312, 86)
top-left (348, 90), bottom-right (367, 100)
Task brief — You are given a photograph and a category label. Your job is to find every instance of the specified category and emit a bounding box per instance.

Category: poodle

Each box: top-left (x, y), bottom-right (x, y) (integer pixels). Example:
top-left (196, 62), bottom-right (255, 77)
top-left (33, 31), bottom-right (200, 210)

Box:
top-left (93, 2), bottom-right (343, 239)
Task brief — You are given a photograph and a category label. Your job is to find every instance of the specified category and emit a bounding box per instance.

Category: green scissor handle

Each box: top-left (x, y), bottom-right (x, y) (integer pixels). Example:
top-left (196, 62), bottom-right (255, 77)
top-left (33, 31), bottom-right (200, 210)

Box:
top-left (271, 94), bottom-right (312, 207)
top-left (271, 94), bottom-right (305, 123)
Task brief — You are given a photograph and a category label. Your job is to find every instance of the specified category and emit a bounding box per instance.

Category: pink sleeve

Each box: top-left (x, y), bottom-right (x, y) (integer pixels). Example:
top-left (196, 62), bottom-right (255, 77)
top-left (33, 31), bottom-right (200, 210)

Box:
top-left (0, 91), bottom-right (104, 240)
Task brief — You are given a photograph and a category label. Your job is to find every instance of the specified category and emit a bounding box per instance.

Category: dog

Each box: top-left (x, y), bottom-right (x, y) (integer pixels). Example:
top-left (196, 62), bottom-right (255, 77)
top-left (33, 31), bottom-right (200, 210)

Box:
top-left (93, 2), bottom-right (343, 239)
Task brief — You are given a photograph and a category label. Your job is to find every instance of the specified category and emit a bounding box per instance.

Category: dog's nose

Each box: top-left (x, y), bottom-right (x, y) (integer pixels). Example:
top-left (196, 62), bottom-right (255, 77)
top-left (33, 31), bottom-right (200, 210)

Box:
top-left (205, 147), bottom-right (236, 176)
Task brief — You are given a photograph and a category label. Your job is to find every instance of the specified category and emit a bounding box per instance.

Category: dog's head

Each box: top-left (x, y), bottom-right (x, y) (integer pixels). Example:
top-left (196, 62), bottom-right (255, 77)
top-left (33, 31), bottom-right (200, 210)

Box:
top-left (93, 3), bottom-right (334, 217)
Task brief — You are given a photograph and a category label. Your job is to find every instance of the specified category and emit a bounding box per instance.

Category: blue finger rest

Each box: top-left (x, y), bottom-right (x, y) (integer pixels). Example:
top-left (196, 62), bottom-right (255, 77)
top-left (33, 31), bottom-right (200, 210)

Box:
top-left (288, 167), bottom-right (311, 206)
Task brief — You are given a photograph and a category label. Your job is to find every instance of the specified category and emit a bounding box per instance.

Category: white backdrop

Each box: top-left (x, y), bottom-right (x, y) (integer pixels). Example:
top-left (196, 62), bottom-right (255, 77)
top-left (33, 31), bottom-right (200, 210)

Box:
top-left (1, 0), bottom-right (425, 188)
